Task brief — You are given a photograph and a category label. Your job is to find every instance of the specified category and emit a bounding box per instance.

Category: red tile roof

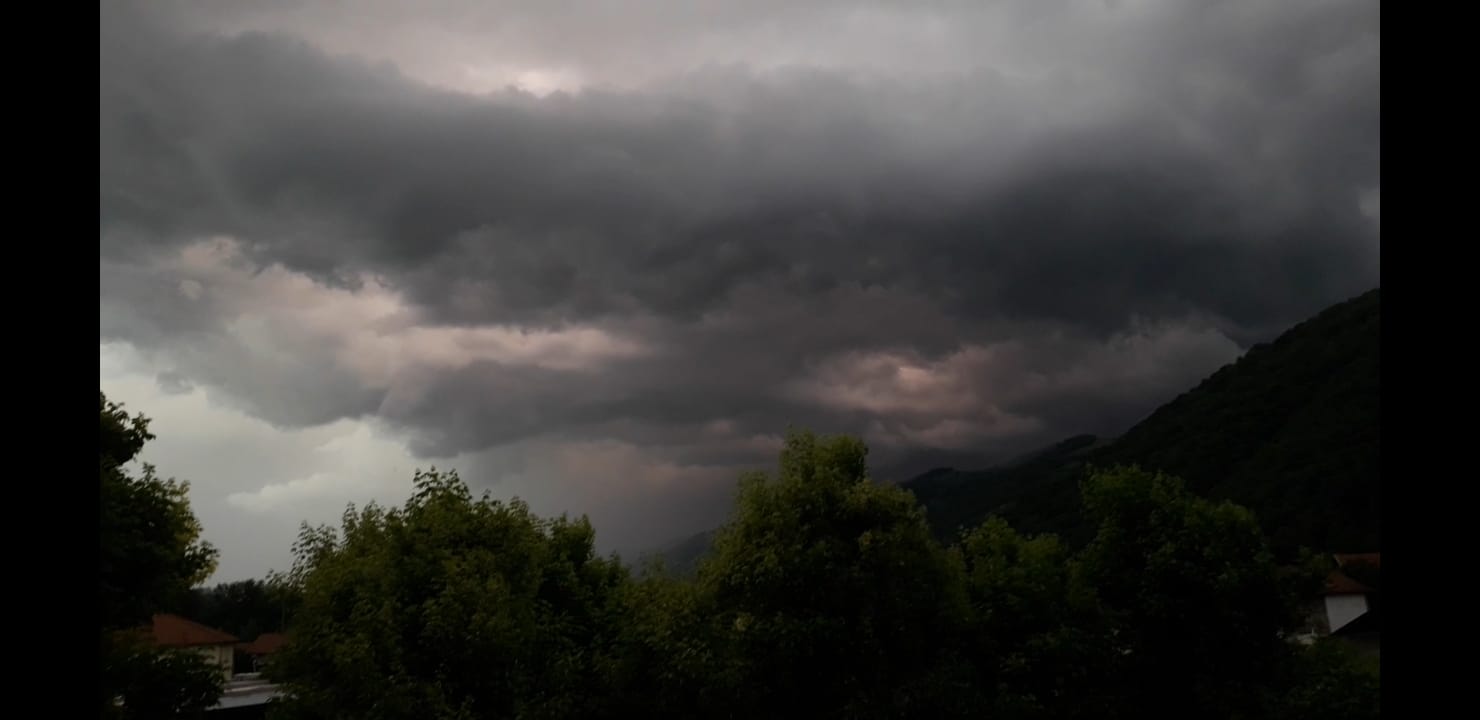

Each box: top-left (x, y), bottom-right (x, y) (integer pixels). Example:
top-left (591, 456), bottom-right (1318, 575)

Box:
top-left (239, 632), bottom-right (288, 656)
top-left (1323, 570), bottom-right (1373, 596)
top-left (147, 614), bottom-right (239, 647)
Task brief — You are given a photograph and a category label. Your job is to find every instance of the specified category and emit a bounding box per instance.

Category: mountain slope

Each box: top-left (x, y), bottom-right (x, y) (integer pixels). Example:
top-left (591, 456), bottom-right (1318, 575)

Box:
top-left (656, 529), bottom-right (717, 576)
top-left (904, 434), bottom-right (1103, 544)
top-left (905, 288), bottom-right (1380, 553)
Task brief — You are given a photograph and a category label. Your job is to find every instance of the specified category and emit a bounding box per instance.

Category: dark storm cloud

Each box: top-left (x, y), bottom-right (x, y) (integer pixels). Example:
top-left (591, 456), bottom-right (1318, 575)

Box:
top-left (100, 0), bottom-right (1378, 518)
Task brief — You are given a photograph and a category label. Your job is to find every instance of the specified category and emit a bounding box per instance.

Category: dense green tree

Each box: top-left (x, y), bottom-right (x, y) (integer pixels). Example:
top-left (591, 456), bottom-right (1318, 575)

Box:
top-left (184, 578), bottom-right (296, 645)
top-left (99, 392), bottom-right (224, 717)
top-left (100, 392), bottom-right (218, 628)
top-left (184, 577), bottom-right (302, 670)
top-left (1073, 466), bottom-right (1312, 718)
top-left (603, 565), bottom-right (729, 718)
top-left (954, 518), bottom-right (1109, 718)
top-left (267, 469), bottom-right (630, 720)
top-left (259, 433), bottom-right (1378, 718)
top-left (692, 430), bottom-right (972, 719)
top-left (103, 634), bottom-right (226, 720)
top-left (1267, 638), bottom-right (1380, 720)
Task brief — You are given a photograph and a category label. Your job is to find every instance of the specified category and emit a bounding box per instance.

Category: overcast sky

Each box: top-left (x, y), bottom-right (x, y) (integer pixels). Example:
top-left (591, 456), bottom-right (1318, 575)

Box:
top-left (100, 0), bottom-right (1379, 582)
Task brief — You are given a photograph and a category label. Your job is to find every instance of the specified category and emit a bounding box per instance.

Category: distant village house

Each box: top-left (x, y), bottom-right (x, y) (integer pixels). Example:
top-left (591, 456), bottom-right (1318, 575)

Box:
top-left (239, 632), bottom-right (288, 672)
top-left (141, 613), bottom-right (240, 680)
top-left (1302, 552), bottom-right (1380, 656)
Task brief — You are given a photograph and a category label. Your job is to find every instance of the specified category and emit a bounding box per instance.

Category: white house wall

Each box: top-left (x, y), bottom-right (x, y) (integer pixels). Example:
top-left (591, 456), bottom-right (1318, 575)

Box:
top-left (1324, 594), bottom-right (1368, 632)
top-left (193, 645), bottom-right (235, 680)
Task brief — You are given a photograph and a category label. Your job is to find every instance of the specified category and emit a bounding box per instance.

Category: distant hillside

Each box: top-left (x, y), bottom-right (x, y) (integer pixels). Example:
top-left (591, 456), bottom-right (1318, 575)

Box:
top-left (661, 289), bottom-right (1379, 567)
top-left (905, 288), bottom-right (1380, 554)
top-left (904, 434), bottom-right (1104, 545)
top-left (653, 529), bottom-right (716, 576)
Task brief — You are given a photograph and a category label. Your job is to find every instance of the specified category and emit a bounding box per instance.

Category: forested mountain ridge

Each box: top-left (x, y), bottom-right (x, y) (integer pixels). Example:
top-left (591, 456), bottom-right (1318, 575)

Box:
top-left (905, 288), bottom-right (1381, 553)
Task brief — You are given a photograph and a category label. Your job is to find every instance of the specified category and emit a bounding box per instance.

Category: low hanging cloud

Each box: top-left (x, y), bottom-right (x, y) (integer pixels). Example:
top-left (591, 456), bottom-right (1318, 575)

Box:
top-left (792, 318), bottom-right (1243, 451)
top-left (103, 237), bottom-right (651, 427)
top-left (99, 0), bottom-right (1378, 579)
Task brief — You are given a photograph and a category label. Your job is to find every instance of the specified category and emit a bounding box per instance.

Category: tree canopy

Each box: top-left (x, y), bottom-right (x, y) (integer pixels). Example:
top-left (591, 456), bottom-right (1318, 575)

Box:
top-left (100, 391), bottom-right (224, 718)
top-left (182, 578), bottom-right (297, 646)
top-left (264, 431), bottom-right (1378, 719)
top-left (100, 392), bottom-right (218, 629)
top-left (691, 431), bottom-right (971, 718)
top-left (268, 469), bottom-right (630, 720)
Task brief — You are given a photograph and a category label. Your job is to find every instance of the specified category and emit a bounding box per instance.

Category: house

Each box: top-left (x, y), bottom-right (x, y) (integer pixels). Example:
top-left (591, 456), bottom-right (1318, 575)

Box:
top-left (145, 613), bottom-right (240, 681)
top-left (238, 632), bottom-right (288, 672)
top-left (1322, 567), bottom-right (1373, 633)
top-left (113, 615), bottom-right (285, 716)
top-left (1301, 553), bottom-right (1379, 655)
top-left (1326, 553), bottom-right (1380, 631)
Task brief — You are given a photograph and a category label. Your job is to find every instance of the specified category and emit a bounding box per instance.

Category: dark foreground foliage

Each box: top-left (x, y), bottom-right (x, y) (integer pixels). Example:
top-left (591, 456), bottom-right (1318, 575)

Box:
top-left (101, 392), bottom-right (226, 717)
top-left (267, 431), bottom-right (1379, 720)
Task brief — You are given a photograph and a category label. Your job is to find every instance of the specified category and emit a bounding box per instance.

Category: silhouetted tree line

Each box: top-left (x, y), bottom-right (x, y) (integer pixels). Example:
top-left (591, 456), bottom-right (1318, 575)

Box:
top-left (182, 580), bottom-right (291, 642)
top-left (263, 431), bottom-right (1379, 720)
top-left (101, 392), bottom-right (224, 718)
top-left (100, 386), bottom-right (1377, 719)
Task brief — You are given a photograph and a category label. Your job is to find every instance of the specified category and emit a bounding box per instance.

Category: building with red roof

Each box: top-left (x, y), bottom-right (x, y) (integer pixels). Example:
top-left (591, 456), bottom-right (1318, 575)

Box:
top-left (1301, 552), bottom-right (1380, 658)
top-left (238, 632), bottom-right (289, 672)
top-left (143, 613), bottom-right (240, 680)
